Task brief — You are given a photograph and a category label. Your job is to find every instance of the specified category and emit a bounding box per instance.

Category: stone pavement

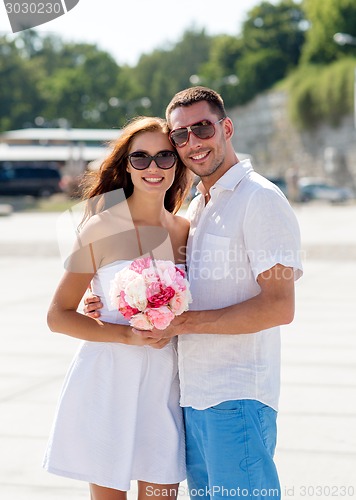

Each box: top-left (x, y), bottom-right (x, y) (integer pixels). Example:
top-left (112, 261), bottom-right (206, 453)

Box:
top-left (1, 202), bottom-right (356, 499)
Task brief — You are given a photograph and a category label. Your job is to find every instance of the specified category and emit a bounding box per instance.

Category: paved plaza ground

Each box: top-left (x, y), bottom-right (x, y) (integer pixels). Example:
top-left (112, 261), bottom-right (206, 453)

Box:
top-left (0, 202), bottom-right (355, 499)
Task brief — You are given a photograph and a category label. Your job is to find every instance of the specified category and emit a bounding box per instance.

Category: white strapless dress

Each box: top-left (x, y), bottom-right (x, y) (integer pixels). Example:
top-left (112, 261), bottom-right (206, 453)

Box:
top-left (42, 260), bottom-right (186, 491)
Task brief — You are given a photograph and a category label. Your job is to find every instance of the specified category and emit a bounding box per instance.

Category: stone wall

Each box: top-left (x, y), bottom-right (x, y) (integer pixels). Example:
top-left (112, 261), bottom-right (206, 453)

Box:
top-left (229, 90), bottom-right (356, 188)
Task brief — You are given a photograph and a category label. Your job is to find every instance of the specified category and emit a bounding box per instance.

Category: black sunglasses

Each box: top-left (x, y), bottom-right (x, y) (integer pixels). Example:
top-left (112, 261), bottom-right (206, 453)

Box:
top-left (127, 150), bottom-right (178, 170)
top-left (169, 118), bottom-right (226, 148)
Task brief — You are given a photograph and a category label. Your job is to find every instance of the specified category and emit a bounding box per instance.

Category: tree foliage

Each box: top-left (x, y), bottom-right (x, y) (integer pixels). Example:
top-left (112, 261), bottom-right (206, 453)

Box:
top-left (301, 0), bottom-right (356, 64)
top-left (286, 0), bottom-right (356, 128)
top-left (133, 29), bottom-right (213, 116)
top-left (196, 0), bottom-right (305, 107)
top-left (0, 0), bottom-right (355, 133)
top-left (242, 0), bottom-right (305, 66)
top-left (288, 58), bottom-right (356, 128)
top-left (0, 36), bottom-right (43, 131)
top-left (236, 49), bottom-right (288, 103)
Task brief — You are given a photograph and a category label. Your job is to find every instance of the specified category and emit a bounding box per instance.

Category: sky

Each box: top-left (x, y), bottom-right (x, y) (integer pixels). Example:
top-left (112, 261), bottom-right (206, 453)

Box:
top-left (0, 0), bottom-right (266, 65)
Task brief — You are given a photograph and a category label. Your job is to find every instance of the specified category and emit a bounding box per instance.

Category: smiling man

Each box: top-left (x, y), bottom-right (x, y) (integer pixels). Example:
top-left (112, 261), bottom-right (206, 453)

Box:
top-left (158, 86), bottom-right (303, 499)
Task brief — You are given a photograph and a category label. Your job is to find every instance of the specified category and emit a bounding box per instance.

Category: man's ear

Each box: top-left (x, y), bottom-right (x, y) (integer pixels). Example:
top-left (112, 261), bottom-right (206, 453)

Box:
top-left (223, 117), bottom-right (234, 140)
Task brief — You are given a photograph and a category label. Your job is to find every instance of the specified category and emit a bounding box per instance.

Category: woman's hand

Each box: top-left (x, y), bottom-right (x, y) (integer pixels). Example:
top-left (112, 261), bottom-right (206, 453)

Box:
top-left (125, 327), bottom-right (171, 349)
top-left (132, 313), bottom-right (188, 340)
top-left (81, 291), bottom-right (169, 348)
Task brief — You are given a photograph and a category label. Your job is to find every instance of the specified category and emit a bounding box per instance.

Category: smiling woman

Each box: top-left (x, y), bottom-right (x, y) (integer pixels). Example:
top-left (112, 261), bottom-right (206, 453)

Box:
top-left (125, 131), bottom-right (178, 199)
top-left (80, 116), bottom-right (191, 219)
top-left (42, 115), bottom-right (192, 499)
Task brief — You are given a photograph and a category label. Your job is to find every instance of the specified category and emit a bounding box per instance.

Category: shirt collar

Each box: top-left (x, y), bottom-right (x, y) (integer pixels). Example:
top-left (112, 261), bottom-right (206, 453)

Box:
top-left (196, 158), bottom-right (254, 196)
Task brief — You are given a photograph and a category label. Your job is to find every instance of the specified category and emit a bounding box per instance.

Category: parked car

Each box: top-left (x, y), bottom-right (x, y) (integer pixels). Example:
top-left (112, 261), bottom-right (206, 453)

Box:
top-left (298, 178), bottom-right (354, 203)
top-left (0, 166), bottom-right (62, 197)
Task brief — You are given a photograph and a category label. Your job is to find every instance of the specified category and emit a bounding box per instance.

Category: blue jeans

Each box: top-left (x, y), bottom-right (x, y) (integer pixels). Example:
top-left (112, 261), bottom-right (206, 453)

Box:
top-left (183, 400), bottom-right (280, 499)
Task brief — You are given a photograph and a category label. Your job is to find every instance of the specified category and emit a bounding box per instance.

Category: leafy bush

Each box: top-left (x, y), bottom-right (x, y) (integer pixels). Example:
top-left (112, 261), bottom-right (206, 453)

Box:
top-left (287, 58), bottom-right (356, 128)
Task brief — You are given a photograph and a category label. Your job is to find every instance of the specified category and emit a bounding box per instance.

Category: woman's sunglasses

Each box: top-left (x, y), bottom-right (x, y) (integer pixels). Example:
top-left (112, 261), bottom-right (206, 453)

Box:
top-left (127, 150), bottom-right (177, 170)
top-left (169, 118), bottom-right (226, 148)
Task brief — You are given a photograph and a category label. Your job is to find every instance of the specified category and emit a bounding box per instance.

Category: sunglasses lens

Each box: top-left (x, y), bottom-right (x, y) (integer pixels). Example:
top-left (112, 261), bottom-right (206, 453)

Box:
top-left (192, 122), bottom-right (215, 139)
top-left (128, 151), bottom-right (177, 170)
top-left (170, 120), bottom-right (216, 147)
top-left (170, 129), bottom-right (189, 147)
top-left (129, 153), bottom-right (150, 170)
top-left (155, 151), bottom-right (177, 169)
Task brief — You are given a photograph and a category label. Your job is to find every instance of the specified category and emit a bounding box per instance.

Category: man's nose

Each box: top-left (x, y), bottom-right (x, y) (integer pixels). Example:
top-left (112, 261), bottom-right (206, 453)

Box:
top-left (186, 130), bottom-right (202, 147)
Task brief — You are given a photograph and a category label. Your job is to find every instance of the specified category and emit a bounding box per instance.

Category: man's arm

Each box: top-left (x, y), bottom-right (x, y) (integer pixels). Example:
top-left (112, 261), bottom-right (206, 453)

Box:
top-left (134, 263), bottom-right (295, 338)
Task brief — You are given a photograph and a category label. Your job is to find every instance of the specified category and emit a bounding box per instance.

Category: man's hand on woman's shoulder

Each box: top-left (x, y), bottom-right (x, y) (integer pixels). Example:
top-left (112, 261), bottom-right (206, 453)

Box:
top-left (83, 293), bottom-right (103, 319)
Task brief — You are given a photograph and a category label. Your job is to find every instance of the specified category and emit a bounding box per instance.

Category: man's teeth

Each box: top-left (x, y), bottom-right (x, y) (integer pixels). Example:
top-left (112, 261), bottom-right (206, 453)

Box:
top-left (192, 152), bottom-right (208, 160)
top-left (144, 177), bottom-right (163, 183)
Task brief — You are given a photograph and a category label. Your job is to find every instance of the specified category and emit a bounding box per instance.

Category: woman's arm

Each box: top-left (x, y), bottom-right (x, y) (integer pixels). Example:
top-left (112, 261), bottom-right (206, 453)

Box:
top-left (47, 270), bottom-right (169, 348)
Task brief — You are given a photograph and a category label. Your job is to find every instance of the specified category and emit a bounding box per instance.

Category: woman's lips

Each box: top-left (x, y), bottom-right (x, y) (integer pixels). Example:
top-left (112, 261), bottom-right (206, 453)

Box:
top-left (142, 177), bottom-right (164, 184)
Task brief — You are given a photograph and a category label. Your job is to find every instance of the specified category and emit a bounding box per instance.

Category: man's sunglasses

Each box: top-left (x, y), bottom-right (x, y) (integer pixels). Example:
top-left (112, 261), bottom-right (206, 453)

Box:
top-left (169, 118), bottom-right (226, 148)
top-left (127, 150), bottom-right (178, 170)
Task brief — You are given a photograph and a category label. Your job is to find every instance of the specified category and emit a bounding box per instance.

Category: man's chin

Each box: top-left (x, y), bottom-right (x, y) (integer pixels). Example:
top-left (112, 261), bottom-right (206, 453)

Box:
top-left (192, 167), bottom-right (219, 179)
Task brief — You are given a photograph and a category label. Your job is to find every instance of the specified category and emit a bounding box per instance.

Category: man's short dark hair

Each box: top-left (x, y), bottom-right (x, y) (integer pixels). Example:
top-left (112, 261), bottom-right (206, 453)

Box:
top-left (165, 86), bottom-right (227, 127)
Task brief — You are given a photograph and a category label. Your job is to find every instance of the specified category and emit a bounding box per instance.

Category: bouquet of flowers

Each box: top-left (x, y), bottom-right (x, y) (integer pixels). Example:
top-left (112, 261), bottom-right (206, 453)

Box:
top-left (109, 257), bottom-right (192, 330)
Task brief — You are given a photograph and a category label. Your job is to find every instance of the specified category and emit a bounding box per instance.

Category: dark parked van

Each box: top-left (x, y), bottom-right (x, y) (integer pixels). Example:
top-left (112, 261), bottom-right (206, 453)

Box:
top-left (0, 166), bottom-right (62, 197)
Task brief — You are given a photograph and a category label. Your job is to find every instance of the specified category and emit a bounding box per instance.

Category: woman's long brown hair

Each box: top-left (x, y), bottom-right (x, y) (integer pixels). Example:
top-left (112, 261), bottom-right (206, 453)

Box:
top-left (79, 116), bottom-right (192, 225)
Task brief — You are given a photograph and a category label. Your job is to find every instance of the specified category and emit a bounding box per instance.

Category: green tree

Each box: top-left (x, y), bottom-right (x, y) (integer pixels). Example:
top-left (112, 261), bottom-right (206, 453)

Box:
top-left (196, 35), bottom-right (243, 107)
top-left (242, 0), bottom-right (306, 66)
top-left (288, 58), bottom-right (356, 128)
top-left (236, 48), bottom-right (288, 103)
top-left (301, 0), bottom-right (356, 64)
top-left (230, 0), bottom-right (306, 105)
top-left (133, 28), bottom-right (213, 116)
top-left (37, 43), bottom-right (121, 128)
top-left (0, 36), bottom-right (43, 131)
top-left (0, 32), bottom-right (129, 130)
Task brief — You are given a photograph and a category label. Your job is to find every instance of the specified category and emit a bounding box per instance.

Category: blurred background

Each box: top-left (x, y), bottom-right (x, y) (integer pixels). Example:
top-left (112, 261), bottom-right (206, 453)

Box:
top-left (0, 0), bottom-right (356, 212)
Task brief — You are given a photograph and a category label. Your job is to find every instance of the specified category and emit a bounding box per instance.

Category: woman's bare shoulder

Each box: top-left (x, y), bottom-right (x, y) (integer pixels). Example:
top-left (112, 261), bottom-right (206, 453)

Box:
top-left (172, 213), bottom-right (190, 232)
top-left (78, 202), bottom-right (132, 244)
top-left (66, 204), bottom-right (136, 272)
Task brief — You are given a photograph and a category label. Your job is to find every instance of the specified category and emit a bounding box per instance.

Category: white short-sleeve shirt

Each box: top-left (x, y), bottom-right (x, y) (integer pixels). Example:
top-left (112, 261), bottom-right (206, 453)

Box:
top-left (178, 159), bottom-right (303, 411)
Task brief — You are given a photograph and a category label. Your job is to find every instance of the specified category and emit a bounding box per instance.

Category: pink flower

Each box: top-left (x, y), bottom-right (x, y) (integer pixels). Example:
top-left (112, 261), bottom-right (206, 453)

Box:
top-left (155, 260), bottom-right (178, 285)
top-left (147, 285), bottom-right (175, 308)
top-left (145, 281), bottom-right (161, 297)
top-left (141, 267), bottom-right (160, 285)
top-left (175, 266), bottom-right (186, 278)
top-left (129, 257), bottom-right (152, 273)
top-left (169, 288), bottom-right (191, 315)
top-left (109, 257), bottom-right (192, 329)
top-left (146, 306), bottom-right (175, 330)
top-left (117, 291), bottom-right (139, 319)
top-left (173, 270), bottom-right (189, 291)
top-left (130, 313), bottom-right (153, 331)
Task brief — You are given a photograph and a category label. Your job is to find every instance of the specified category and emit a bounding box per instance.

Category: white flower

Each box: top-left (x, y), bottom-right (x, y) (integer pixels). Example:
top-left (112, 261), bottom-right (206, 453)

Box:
top-left (124, 275), bottom-right (147, 310)
top-left (110, 268), bottom-right (138, 308)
